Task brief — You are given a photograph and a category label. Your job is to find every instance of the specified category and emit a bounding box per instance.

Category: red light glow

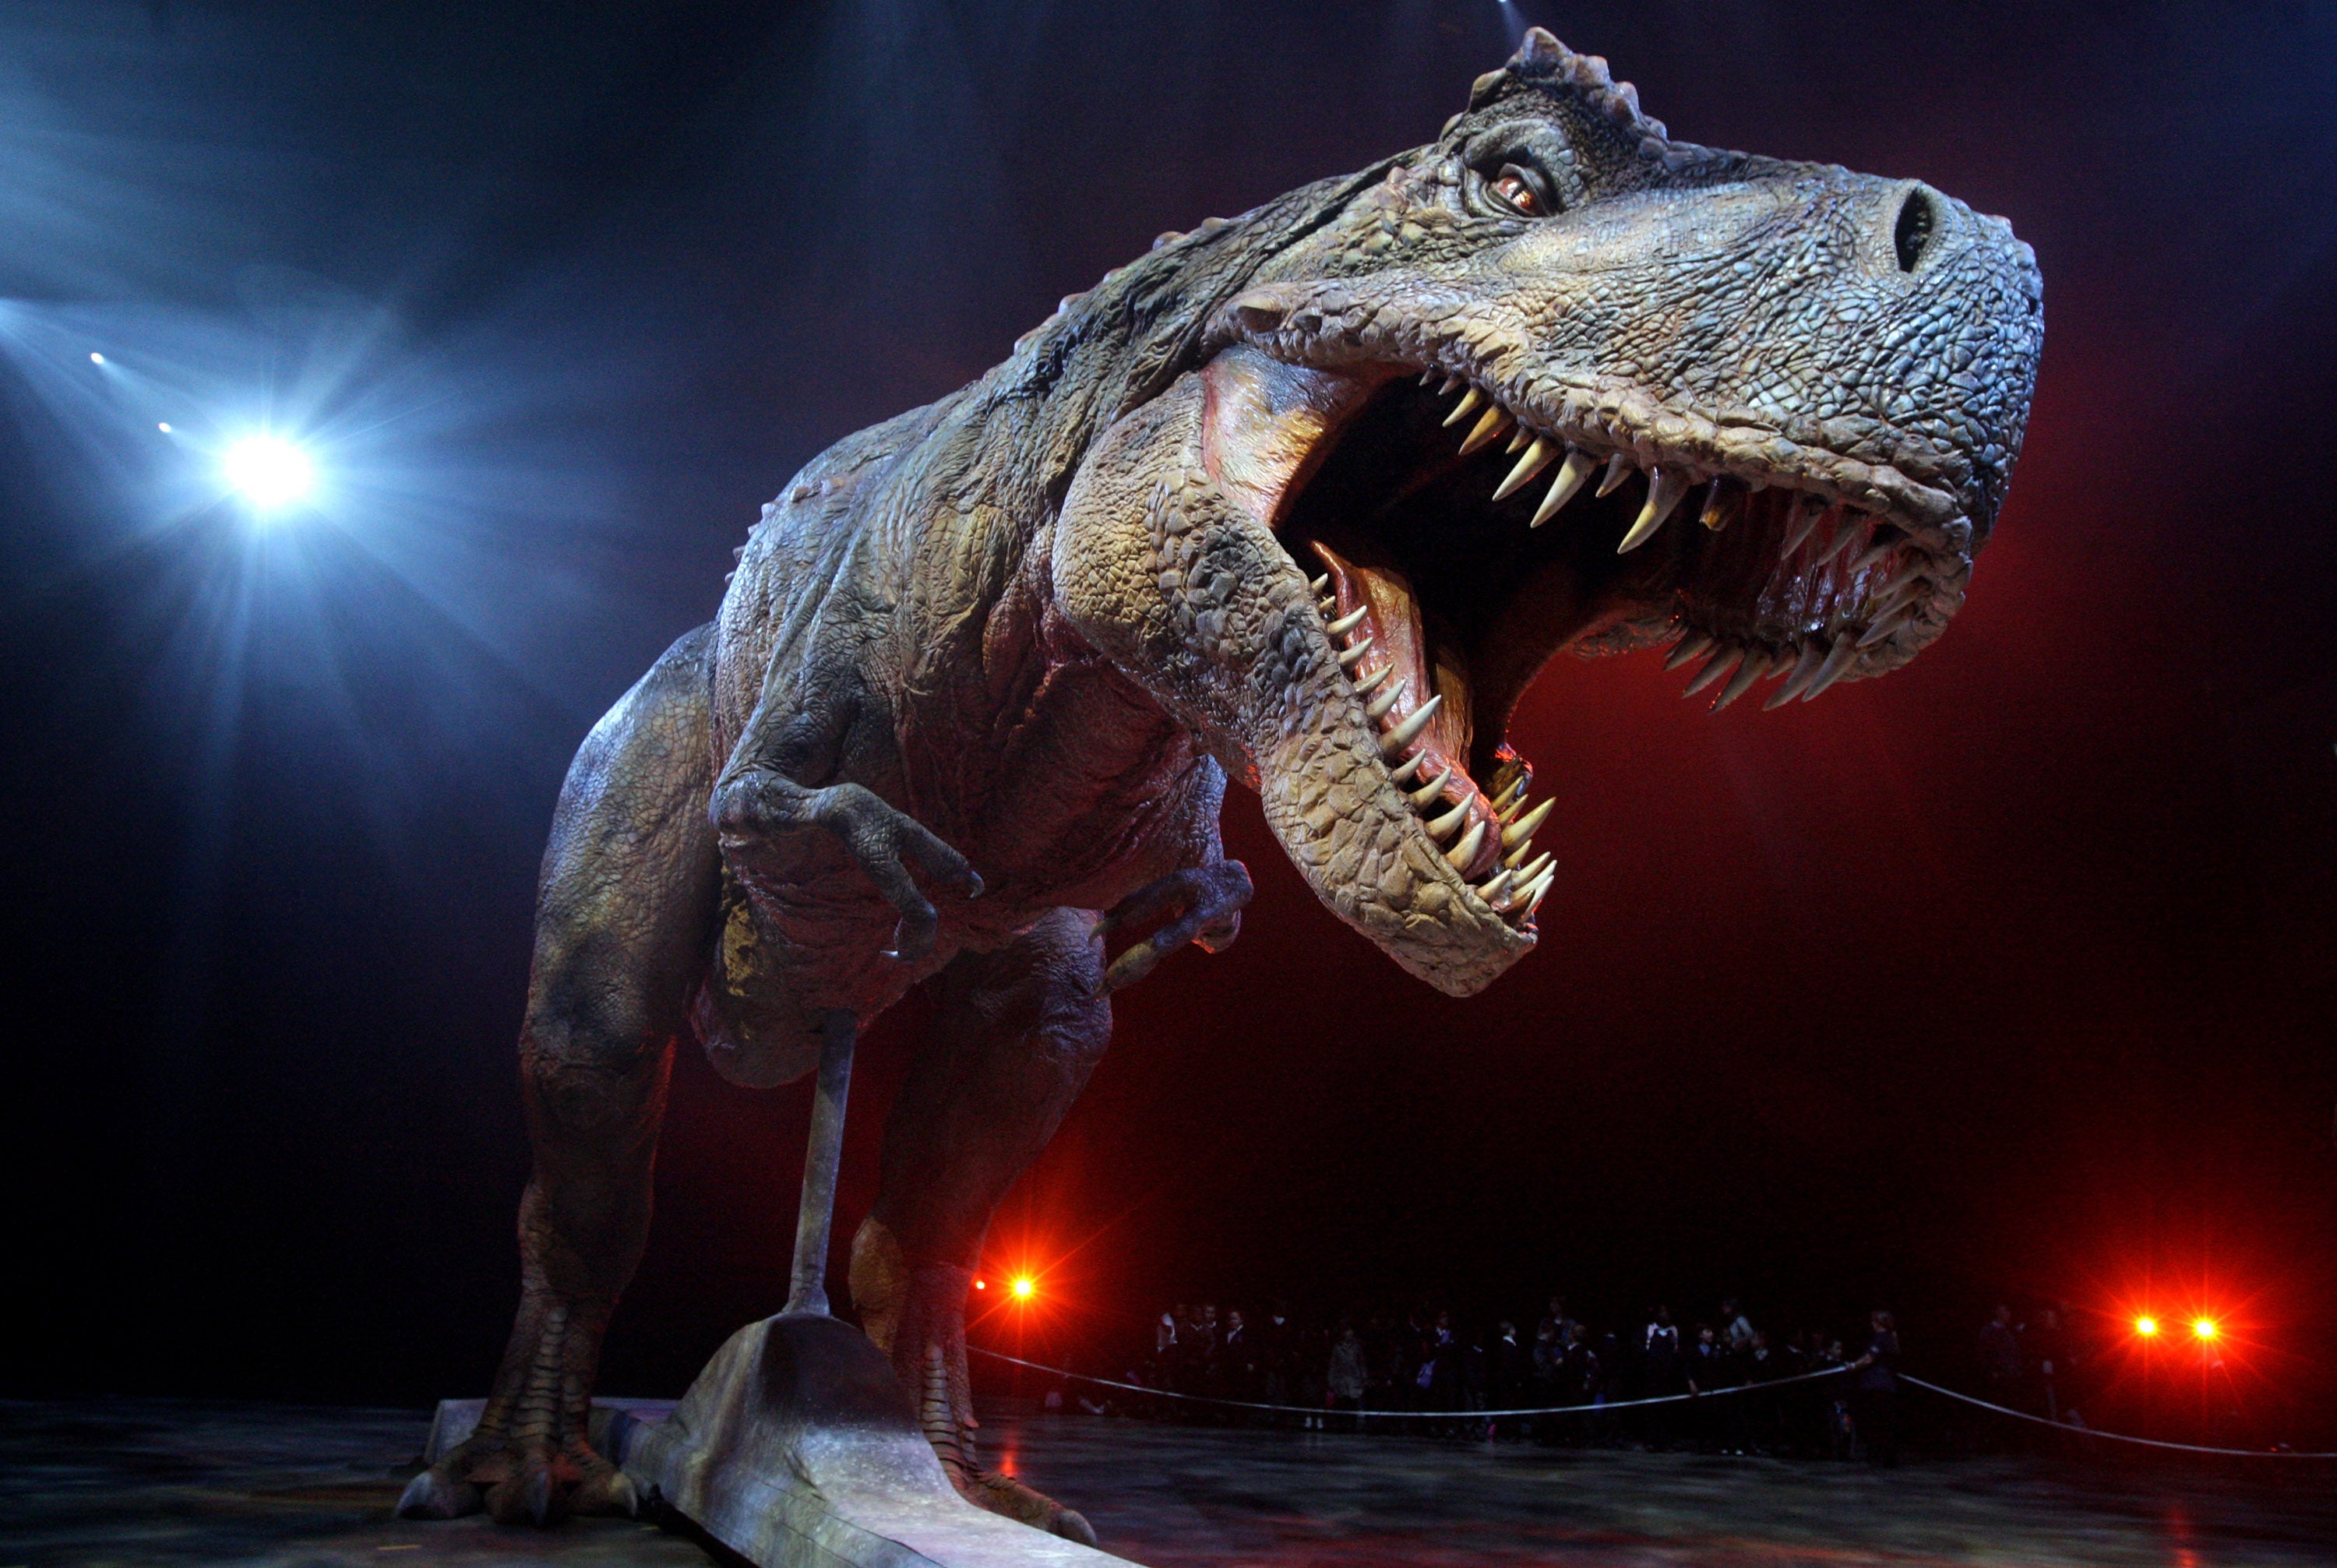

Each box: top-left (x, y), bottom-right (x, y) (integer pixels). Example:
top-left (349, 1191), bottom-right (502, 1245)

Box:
top-left (972, 1278), bottom-right (986, 1291)
top-left (2192, 1318), bottom-right (2217, 1341)
top-left (1011, 1275), bottom-right (1035, 1300)
top-left (2134, 1316), bottom-right (2159, 1337)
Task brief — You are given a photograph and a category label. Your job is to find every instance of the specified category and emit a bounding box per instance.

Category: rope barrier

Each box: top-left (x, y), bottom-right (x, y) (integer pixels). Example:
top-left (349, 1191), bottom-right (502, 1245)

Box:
top-left (1898, 1376), bottom-right (2337, 1460)
top-left (969, 1345), bottom-right (1846, 1418)
top-left (972, 1349), bottom-right (2337, 1457)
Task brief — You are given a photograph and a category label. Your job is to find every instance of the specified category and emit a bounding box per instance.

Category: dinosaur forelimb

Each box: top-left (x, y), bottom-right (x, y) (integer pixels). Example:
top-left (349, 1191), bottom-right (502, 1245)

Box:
top-left (711, 770), bottom-right (982, 963)
top-left (1094, 859), bottom-right (1253, 992)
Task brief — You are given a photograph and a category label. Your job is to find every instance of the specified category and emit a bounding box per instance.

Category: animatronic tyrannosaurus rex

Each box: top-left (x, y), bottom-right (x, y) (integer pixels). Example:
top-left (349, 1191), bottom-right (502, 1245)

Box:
top-left (402, 28), bottom-right (2040, 1538)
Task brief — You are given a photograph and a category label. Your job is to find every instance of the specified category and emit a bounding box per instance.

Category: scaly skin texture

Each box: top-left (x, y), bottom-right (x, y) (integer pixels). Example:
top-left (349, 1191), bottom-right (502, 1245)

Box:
top-left (404, 30), bottom-right (2039, 1536)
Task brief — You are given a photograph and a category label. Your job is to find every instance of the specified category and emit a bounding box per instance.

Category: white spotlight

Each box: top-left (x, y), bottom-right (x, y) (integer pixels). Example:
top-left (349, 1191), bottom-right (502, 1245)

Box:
top-left (89, 351), bottom-right (104, 364)
top-left (223, 434), bottom-right (315, 512)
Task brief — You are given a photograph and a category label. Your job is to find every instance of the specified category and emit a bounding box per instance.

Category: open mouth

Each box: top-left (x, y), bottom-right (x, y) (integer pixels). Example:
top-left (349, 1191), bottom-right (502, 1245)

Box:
top-left (1262, 361), bottom-right (1958, 933)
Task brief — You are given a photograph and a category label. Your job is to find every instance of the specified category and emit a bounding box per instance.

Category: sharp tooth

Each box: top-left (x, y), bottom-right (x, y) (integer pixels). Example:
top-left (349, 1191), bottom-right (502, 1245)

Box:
top-left (1476, 870), bottom-right (1514, 907)
top-left (1501, 798), bottom-right (1554, 850)
top-left (1682, 643), bottom-right (1744, 696)
top-left (1698, 479), bottom-right (1734, 530)
top-left (1531, 449), bottom-right (1598, 526)
top-left (1426, 798), bottom-right (1472, 839)
top-left (1764, 642), bottom-right (1828, 709)
top-left (1879, 558), bottom-right (1926, 596)
top-left (1852, 529), bottom-right (1901, 573)
top-left (1711, 649), bottom-right (1772, 710)
top-left (1491, 774), bottom-right (1529, 815)
top-left (1824, 522), bottom-right (1864, 566)
top-left (1664, 631), bottom-right (1715, 671)
top-left (1870, 571), bottom-right (1926, 610)
top-left (1458, 403), bottom-right (1511, 455)
top-left (1380, 694), bottom-right (1443, 756)
top-left (1506, 425), bottom-right (1533, 453)
top-left (1801, 637), bottom-right (1860, 701)
top-left (1366, 677), bottom-right (1408, 721)
top-left (1518, 867), bottom-right (1556, 918)
top-left (1418, 370), bottom-right (1438, 388)
top-left (1352, 664), bottom-right (1391, 697)
top-left (1855, 613), bottom-right (1906, 650)
top-left (1442, 387), bottom-right (1484, 427)
top-left (1616, 467), bottom-right (1689, 553)
top-left (1781, 496), bottom-right (1824, 555)
top-left (1439, 375), bottom-right (1460, 396)
top-left (1443, 819), bottom-right (1487, 871)
top-left (1506, 849), bottom-right (1554, 883)
top-left (1409, 766), bottom-right (1455, 809)
top-left (1595, 453), bottom-right (1636, 498)
top-left (1309, 573), bottom-right (1330, 594)
top-left (1388, 752), bottom-right (1426, 784)
top-left (1491, 435), bottom-right (1556, 501)
top-left (1327, 607), bottom-right (1367, 636)
top-left (1338, 637), bottom-right (1376, 671)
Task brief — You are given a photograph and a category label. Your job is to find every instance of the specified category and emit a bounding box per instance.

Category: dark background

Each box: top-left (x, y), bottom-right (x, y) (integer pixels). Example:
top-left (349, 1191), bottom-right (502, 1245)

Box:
top-left (5, 2), bottom-right (2332, 1444)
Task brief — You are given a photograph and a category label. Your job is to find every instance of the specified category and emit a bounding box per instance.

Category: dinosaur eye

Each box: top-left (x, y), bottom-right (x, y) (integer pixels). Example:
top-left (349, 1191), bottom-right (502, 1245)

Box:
top-left (1488, 164), bottom-right (1552, 217)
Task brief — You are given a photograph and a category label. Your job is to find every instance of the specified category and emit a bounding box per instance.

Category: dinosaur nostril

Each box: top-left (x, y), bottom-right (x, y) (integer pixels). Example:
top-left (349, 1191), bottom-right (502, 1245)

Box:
top-left (1892, 187), bottom-right (1936, 273)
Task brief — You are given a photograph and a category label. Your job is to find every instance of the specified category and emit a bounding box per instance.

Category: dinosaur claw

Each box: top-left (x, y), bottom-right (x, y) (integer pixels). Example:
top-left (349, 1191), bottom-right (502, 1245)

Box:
top-left (396, 1467), bottom-right (482, 1520)
top-left (1052, 1507), bottom-right (1099, 1548)
top-left (573, 1468), bottom-right (639, 1518)
top-left (523, 1464), bottom-right (557, 1528)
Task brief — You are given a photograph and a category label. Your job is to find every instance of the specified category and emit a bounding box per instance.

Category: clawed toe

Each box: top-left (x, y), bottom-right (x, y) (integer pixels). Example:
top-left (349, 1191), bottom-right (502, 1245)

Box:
top-left (965, 1467), bottom-right (1098, 1547)
top-left (1050, 1506), bottom-right (1098, 1547)
top-left (396, 1465), bottom-right (482, 1520)
top-left (572, 1467), bottom-right (640, 1518)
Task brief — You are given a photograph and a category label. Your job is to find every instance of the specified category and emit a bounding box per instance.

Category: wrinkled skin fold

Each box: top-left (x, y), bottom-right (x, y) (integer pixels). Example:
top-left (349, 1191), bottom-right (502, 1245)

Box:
top-left (401, 28), bottom-right (2039, 1537)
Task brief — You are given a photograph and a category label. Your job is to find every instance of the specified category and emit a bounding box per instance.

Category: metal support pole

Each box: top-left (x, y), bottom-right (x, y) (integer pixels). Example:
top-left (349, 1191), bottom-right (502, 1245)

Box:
top-left (783, 1008), bottom-right (858, 1318)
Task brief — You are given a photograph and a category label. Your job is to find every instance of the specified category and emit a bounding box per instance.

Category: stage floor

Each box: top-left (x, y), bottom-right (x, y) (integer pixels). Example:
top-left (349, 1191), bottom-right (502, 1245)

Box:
top-left (4, 1397), bottom-right (2332, 1567)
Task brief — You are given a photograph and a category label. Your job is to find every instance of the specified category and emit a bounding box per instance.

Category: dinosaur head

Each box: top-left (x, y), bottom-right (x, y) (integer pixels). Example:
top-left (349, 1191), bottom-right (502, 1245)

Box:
top-left (1053, 30), bottom-right (2042, 998)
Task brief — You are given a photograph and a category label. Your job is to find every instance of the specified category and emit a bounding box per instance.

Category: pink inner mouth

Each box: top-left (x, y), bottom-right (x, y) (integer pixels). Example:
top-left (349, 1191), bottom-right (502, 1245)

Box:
top-left (1312, 541), bottom-right (1520, 883)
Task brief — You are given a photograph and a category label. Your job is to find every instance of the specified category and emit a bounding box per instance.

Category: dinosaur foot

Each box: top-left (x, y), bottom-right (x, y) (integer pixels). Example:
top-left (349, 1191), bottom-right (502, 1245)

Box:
top-left (397, 1433), bottom-right (636, 1527)
top-left (853, 1218), bottom-right (1098, 1546)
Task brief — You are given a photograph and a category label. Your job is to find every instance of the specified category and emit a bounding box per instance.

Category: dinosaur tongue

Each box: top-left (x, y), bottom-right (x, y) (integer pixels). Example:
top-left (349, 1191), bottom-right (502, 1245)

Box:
top-left (1312, 542), bottom-right (1505, 880)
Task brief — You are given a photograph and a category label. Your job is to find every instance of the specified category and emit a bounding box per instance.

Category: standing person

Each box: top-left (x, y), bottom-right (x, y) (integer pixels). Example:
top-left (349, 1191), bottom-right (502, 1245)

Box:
top-left (1530, 1321), bottom-right (1563, 1409)
top-left (1979, 1305), bottom-right (2021, 1397)
top-left (1851, 1310), bottom-right (1902, 1466)
top-left (1259, 1302), bottom-right (1294, 1411)
top-left (1743, 1329), bottom-right (1786, 1453)
top-left (1423, 1309), bottom-right (1462, 1432)
top-left (1327, 1320), bottom-right (1367, 1432)
top-left (2025, 1305), bottom-right (2071, 1422)
top-left (1684, 1325), bottom-right (1726, 1450)
top-left (1720, 1298), bottom-right (1756, 1355)
top-left (1489, 1320), bottom-right (1529, 1436)
top-left (1220, 1309), bottom-right (1255, 1408)
top-left (1461, 1327), bottom-right (1491, 1432)
top-left (1641, 1305), bottom-right (1683, 1449)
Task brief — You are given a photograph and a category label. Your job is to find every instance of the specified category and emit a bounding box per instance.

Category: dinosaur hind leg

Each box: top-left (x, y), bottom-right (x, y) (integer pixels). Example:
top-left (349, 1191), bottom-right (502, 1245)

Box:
top-left (400, 625), bottom-right (723, 1528)
top-left (849, 905), bottom-right (1109, 1547)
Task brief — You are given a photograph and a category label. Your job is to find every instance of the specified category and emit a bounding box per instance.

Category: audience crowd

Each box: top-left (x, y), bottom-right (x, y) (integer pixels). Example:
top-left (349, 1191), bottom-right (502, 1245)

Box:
top-left (1045, 1296), bottom-right (2090, 1463)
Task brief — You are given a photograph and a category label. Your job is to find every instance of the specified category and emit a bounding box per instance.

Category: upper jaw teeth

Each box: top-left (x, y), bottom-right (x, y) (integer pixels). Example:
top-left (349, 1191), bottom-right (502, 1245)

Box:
top-left (1415, 367), bottom-right (1944, 686)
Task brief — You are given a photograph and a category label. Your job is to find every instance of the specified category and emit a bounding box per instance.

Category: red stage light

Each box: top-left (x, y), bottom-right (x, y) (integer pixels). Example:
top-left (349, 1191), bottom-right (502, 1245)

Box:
top-left (1011, 1275), bottom-right (1035, 1300)
top-left (2134, 1315), bottom-right (2159, 1337)
top-left (2192, 1317), bottom-right (2217, 1341)
top-left (973, 1278), bottom-right (986, 1291)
